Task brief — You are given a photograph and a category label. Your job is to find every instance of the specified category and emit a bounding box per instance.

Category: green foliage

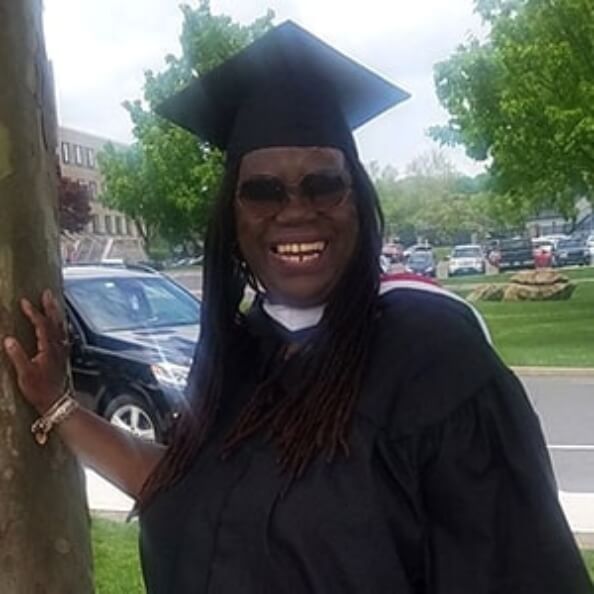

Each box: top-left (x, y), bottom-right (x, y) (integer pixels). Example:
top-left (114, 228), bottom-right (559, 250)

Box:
top-left (372, 151), bottom-right (501, 245)
top-left (431, 0), bottom-right (594, 221)
top-left (98, 1), bottom-right (274, 248)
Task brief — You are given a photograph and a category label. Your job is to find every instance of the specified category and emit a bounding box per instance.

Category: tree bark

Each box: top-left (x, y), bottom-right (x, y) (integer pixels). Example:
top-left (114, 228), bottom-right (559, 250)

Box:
top-left (0, 1), bottom-right (94, 592)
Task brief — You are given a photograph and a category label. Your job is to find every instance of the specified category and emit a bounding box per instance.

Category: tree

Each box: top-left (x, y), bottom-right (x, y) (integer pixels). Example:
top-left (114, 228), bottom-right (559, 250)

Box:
top-left (0, 1), bottom-right (93, 591)
top-left (57, 166), bottom-right (92, 234)
top-left (99, 1), bottom-right (274, 251)
top-left (430, 0), bottom-right (594, 222)
top-left (372, 151), bottom-right (499, 245)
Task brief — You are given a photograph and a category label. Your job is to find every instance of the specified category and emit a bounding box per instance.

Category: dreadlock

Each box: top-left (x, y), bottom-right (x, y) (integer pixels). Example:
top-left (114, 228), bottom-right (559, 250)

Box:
top-left (139, 155), bottom-right (383, 508)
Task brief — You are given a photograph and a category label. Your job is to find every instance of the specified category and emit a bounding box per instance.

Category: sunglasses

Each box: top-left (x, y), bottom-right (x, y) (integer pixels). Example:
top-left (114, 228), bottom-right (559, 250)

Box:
top-left (236, 170), bottom-right (352, 217)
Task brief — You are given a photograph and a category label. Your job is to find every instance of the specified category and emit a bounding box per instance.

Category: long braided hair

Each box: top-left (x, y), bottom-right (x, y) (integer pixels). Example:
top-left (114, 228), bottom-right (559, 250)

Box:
top-left (139, 153), bottom-right (384, 507)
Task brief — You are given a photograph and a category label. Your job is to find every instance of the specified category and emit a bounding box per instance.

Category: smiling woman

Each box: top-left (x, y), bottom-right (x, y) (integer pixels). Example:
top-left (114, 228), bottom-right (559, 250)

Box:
top-left (235, 146), bottom-right (359, 307)
top-left (4, 19), bottom-right (593, 594)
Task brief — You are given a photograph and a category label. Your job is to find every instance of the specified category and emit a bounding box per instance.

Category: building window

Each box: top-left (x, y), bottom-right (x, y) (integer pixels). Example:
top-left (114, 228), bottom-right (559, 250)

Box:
top-left (126, 219), bottom-right (135, 236)
top-left (115, 216), bottom-right (123, 235)
top-left (91, 214), bottom-right (100, 234)
top-left (74, 145), bottom-right (84, 166)
top-left (86, 148), bottom-right (96, 169)
top-left (104, 215), bottom-right (113, 235)
top-left (88, 181), bottom-right (97, 199)
top-left (61, 142), bottom-right (71, 164)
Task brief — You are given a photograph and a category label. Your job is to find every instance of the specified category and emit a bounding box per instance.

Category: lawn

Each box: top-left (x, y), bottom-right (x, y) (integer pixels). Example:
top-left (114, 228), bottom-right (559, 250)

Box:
top-left (473, 281), bottom-right (594, 367)
top-left (584, 550), bottom-right (594, 581)
top-left (91, 518), bottom-right (593, 591)
top-left (441, 266), bottom-right (594, 368)
top-left (92, 518), bottom-right (144, 594)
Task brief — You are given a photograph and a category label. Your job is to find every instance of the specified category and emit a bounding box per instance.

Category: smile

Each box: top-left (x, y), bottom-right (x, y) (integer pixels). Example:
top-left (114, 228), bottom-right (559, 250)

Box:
top-left (271, 241), bottom-right (328, 264)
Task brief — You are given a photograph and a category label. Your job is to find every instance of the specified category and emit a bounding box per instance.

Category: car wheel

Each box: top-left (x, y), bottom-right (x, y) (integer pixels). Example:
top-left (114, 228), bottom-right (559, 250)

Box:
top-left (104, 393), bottom-right (162, 442)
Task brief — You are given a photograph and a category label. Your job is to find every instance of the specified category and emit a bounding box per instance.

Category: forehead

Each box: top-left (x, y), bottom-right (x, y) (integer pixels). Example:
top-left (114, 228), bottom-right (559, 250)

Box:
top-left (238, 146), bottom-right (346, 179)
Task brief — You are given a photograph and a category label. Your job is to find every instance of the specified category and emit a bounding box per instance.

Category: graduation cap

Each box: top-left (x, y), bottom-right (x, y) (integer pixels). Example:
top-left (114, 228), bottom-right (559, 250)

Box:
top-left (156, 20), bottom-right (410, 161)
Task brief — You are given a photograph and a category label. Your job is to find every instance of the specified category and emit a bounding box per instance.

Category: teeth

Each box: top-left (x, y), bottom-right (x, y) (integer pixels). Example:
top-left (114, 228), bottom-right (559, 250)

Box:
top-left (276, 241), bottom-right (326, 254)
top-left (277, 252), bottom-right (322, 263)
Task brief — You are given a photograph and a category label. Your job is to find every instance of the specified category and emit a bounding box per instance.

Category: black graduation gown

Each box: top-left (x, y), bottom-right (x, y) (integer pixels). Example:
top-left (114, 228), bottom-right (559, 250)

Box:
top-left (139, 288), bottom-right (593, 594)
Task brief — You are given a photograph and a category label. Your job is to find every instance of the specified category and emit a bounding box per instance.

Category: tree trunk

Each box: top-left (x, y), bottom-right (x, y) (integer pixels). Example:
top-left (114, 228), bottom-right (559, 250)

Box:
top-left (0, 1), bottom-right (94, 592)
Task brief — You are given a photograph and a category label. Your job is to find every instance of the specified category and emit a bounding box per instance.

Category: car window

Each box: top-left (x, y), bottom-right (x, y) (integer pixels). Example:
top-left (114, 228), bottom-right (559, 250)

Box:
top-left (409, 253), bottom-right (433, 263)
top-left (500, 239), bottom-right (531, 249)
top-left (452, 247), bottom-right (482, 258)
top-left (66, 276), bottom-right (200, 332)
top-left (558, 239), bottom-right (582, 248)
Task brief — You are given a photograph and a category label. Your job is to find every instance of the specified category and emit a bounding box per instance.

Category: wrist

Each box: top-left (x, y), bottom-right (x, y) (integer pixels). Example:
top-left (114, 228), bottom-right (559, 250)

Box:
top-left (31, 388), bottom-right (80, 445)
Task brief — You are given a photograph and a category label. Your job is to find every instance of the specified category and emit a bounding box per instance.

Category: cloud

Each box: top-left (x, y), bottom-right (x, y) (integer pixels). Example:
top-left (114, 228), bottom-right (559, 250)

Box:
top-left (44, 0), bottom-right (486, 174)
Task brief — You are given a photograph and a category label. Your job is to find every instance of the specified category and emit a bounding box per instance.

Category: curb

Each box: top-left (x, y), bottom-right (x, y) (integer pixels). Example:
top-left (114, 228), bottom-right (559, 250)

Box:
top-left (576, 533), bottom-right (594, 549)
top-left (513, 367), bottom-right (594, 378)
top-left (92, 509), bottom-right (133, 523)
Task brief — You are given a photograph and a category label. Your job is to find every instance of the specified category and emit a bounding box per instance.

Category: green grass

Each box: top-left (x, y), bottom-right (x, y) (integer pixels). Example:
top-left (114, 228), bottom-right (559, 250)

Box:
top-left (474, 282), bottom-right (594, 367)
top-left (584, 550), bottom-right (594, 581)
top-left (433, 246), bottom-right (453, 263)
top-left (92, 518), bottom-right (144, 594)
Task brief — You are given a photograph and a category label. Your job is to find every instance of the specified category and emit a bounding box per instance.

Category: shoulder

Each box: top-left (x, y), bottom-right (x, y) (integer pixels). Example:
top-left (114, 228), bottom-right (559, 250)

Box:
top-left (358, 274), bottom-right (499, 436)
top-left (377, 273), bottom-right (491, 345)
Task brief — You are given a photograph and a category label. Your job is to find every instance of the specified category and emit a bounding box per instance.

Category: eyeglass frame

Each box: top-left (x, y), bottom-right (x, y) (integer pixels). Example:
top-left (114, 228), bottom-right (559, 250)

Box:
top-left (235, 168), bottom-right (354, 217)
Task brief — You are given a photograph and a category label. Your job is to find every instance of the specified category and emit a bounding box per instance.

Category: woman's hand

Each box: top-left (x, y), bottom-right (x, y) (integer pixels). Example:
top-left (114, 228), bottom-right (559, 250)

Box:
top-left (3, 289), bottom-right (70, 415)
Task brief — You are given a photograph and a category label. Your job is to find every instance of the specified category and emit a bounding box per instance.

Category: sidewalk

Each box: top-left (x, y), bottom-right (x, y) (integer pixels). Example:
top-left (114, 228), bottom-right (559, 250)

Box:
top-left (514, 366), bottom-right (594, 377)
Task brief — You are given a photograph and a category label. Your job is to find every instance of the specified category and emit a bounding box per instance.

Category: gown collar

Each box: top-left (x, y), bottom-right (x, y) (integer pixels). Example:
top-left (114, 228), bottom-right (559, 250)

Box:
top-left (261, 300), bottom-right (325, 332)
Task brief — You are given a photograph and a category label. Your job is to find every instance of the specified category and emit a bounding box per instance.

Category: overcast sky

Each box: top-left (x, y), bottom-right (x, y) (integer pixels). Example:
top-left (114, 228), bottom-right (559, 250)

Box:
top-left (43, 0), bottom-right (486, 175)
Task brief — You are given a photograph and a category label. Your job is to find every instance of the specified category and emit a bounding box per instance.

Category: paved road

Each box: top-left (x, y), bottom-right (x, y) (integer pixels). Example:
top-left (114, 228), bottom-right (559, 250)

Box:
top-left (520, 375), bottom-right (594, 494)
top-left (167, 268), bottom-right (203, 296)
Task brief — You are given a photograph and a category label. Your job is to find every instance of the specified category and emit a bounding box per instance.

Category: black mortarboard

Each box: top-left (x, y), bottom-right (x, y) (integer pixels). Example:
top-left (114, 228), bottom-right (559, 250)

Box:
top-left (156, 20), bottom-right (409, 161)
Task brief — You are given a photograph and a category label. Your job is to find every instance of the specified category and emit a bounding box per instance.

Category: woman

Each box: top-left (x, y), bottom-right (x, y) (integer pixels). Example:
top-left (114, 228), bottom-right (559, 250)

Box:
top-left (4, 22), bottom-right (592, 593)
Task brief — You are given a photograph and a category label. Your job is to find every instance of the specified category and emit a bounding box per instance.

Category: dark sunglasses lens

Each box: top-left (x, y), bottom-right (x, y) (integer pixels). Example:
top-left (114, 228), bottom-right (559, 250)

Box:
top-left (301, 173), bottom-right (349, 209)
top-left (239, 178), bottom-right (286, 211)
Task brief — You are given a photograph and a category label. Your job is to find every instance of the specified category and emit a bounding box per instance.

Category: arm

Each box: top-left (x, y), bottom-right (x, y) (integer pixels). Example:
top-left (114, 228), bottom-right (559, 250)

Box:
top-left (3, 290), bottom-right (164, 499)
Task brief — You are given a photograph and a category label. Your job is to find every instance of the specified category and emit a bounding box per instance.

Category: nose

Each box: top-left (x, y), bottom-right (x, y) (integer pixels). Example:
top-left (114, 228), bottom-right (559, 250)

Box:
top-left (274, 192), bottom-right (317, 224)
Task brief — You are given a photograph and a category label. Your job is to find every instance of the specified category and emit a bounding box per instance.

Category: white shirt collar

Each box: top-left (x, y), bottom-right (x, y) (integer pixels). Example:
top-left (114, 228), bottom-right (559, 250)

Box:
top-left (262, 300), bottom-right (325, 332)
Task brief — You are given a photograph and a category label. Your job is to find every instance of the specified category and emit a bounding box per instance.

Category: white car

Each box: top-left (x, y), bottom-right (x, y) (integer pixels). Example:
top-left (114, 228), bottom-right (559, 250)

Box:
top-left (447, 245), bottom-right (486, 277)
top-left (539, 234), bottom-right (569, 250)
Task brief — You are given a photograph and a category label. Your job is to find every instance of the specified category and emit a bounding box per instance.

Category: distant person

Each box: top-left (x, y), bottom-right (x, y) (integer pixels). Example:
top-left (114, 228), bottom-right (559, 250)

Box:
top-left (4, 21), bottom-right (592, 594)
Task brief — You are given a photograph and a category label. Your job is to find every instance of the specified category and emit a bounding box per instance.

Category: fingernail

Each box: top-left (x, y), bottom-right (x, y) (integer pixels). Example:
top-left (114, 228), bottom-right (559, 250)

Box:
top-left (4, 338), bottom-right (16, 350)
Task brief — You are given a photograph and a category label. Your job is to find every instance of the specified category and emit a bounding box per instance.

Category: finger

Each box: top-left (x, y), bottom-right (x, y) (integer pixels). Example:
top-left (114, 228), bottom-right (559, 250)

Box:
top-left (42, 290), bottom-right (66, 342)
top-left (3, 337), bottom-right (34, 377)
top-left (21, 298), bottom-right (50, 353)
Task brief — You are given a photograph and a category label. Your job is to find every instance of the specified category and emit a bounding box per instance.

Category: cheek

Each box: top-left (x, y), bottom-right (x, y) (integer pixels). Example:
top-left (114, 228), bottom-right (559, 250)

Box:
top-left (234, 209), bottom-right (265, 267)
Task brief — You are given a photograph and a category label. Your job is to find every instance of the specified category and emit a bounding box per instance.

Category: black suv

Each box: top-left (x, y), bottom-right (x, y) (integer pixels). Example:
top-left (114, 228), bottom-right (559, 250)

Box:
top-left (497, 238), bottom-right (535, 271)
top-left (552, 237), bottom-right (591, 267)
top-left (64, 265), bottom-right (200, 442)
